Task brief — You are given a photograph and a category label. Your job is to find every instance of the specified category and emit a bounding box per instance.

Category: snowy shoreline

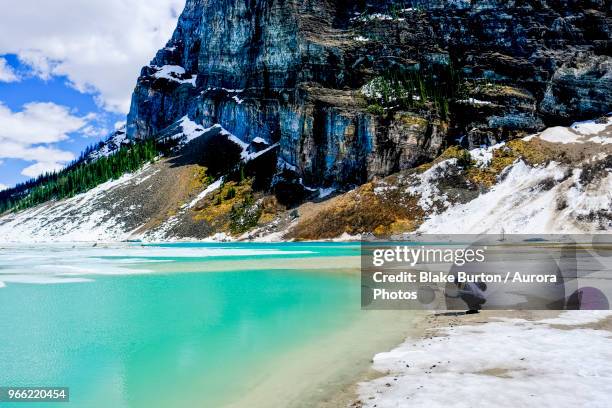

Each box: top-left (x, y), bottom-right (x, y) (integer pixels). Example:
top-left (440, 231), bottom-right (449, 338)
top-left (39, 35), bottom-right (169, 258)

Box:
top-left (355, 309), bottom-right (612, 407)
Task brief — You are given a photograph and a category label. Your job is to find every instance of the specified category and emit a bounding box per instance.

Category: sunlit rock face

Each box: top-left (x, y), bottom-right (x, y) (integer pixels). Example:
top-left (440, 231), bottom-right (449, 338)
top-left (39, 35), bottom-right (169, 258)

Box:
top-left (126, 0), bottom-right (611, 194)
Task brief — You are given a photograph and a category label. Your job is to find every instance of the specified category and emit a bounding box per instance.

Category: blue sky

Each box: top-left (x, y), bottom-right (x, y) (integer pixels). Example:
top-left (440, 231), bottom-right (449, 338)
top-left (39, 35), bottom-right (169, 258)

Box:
top-left (0, 0), bottom-right (185, 191)
top-left (0, 55), bottom-right (124, 188)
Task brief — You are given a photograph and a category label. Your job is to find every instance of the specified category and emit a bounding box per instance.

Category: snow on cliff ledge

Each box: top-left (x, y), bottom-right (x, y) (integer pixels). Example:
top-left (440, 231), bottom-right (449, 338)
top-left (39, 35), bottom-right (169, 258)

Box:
top-left (418, 160), bottom-right (611, 234)
top-left (151, 65), bottom-right (197, 86)
top-left (418, 116), bottom-right (611, 234)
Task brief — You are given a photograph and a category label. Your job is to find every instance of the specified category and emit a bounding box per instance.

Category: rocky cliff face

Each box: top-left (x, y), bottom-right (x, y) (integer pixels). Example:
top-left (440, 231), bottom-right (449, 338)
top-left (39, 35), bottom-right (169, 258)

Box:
top-left (126, 0), bottom-right (611, 200)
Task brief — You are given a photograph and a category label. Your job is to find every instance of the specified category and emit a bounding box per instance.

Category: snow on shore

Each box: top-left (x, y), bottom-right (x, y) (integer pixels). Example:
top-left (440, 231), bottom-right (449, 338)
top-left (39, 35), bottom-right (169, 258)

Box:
top-left (357, 117), bottom-right (612, 407)
top-left (0, 169), bottom-right (148, 243)
top-left (358, 311), bottom-right (612, 407)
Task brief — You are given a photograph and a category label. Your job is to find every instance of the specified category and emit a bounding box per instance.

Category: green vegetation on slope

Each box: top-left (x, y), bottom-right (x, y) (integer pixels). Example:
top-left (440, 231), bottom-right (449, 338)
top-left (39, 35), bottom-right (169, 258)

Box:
top-left (0, 140), bottom-right (161, 213)
top-left (362, 64), bottom-right (460, 119)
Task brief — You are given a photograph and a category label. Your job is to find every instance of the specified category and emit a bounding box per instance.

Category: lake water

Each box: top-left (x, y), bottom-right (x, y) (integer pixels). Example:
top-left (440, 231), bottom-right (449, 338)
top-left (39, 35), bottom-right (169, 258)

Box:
top-left (0, 243), bottom-right (419, 407)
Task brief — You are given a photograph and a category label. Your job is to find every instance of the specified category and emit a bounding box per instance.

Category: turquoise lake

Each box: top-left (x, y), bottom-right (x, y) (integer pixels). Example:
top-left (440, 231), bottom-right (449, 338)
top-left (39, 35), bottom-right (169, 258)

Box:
top-left (0, 243), bottom-right (417, 407)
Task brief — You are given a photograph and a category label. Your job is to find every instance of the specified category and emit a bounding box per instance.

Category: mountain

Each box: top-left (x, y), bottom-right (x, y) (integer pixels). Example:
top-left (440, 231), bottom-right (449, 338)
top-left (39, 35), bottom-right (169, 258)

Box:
top-left (0, 0), bottom-right (610, 241)
top-left (127, 0), bottom-right (611, 196)
top-left (0, 116), bottom-right (609, 242)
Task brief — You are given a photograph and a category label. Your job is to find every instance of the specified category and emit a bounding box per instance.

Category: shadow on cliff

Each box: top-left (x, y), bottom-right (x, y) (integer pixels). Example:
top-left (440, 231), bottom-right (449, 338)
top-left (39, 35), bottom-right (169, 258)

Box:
top-left (167, 130), bottom-right (278, 191)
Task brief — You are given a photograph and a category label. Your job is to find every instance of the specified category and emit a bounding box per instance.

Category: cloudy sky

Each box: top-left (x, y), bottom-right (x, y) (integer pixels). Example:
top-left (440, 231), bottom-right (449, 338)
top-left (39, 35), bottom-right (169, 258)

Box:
top-left (0, 0), bottom-right (186, 191)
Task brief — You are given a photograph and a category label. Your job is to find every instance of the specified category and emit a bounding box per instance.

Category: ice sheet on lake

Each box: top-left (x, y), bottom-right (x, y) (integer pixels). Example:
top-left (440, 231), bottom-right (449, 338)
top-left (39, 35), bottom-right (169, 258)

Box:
top-left (0, 243), bottom-right (314, 288)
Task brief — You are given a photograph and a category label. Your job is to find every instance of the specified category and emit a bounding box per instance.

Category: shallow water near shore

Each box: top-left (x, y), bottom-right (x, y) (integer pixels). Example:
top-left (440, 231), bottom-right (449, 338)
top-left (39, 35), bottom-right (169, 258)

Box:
top-left (0, 242), bottom-right (420, 407)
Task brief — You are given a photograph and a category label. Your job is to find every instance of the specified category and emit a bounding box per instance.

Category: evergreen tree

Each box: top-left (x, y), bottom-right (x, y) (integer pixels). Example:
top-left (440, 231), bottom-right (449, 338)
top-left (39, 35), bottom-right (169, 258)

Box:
top-left (0, 139), bottom-right (161, 213)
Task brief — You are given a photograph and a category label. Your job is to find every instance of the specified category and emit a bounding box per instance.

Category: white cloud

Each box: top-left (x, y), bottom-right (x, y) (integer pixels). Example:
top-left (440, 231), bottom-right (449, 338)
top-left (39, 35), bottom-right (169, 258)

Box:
top-left (0, 57), bottom-right (19, 82)
top-left (0, 142), bottom-right (75, 163)
top-left (0, 102), bottom-right (86, 145)
top-left (114, 120), bottom-right (127, 130)
top-left (0, 183), bottom-right (8, 191)
top-left (81, 124), bottom-right (109, 139)
top-left (0, 102), bottom-right (89, 177)
top-left (0, 0), bottom-right (185, 113)
top-left (21, 162), bottom-right (65, 178)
